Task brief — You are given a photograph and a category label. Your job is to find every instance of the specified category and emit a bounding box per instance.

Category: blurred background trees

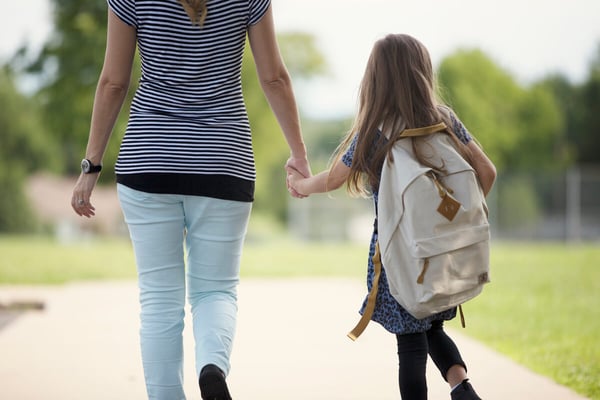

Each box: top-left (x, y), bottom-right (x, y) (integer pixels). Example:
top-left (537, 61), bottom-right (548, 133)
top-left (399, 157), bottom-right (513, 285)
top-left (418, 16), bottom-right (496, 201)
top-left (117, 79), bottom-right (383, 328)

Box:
top-left (0, 67), bottom-right (58, 232)
top-left (437, 49), bottom-right (567, 171)
top-left (1, 0), bottom-right (599, 234)
top-left (16, 0), bottom-right (134, 178)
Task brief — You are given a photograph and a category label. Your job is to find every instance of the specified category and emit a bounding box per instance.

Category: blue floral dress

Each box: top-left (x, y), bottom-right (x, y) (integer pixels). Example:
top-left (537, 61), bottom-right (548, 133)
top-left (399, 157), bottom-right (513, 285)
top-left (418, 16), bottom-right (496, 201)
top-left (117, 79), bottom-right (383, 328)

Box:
top-left (342, 112), bottom-right (472, 335)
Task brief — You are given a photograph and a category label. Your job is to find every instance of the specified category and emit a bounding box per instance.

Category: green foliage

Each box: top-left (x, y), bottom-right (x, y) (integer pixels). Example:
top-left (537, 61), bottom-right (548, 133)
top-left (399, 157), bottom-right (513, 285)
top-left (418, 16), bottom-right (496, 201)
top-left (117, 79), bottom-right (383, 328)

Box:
top-left (27, 0), bottom-right (106, 172)
top-left (12, 0), bottom-right (600, 226)
top-left (437, 49), bottom-right (566, 172)
top-left (537, 74), bottom-right (578, 163)
top-left (438, 49), bottom-right (521, 170)
top-left (571, 45), bottom-right (600, 164)
top-left (510, 45), bottom-right (600, 165)
top-left (0, 68), bottom-right (57, 232)
top-left (513, 84), bottom-right (567, 169)
top-left (529, 45), bottom-right (600, 165)
top-left (25, 0), bottom-right (137, 178)
top-left (278, 32), bottom-right (328, 79)
top-left (461, 242), bottom-right (600, 400)
top-left (0, 68), bottom-right (57, 172)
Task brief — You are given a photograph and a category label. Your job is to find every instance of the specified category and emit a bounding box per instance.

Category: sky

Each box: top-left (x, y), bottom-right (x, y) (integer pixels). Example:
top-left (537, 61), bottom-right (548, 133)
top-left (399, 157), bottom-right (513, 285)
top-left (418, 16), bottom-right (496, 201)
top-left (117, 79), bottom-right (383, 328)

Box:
top-left (1, 0), bottom-right (600, 118)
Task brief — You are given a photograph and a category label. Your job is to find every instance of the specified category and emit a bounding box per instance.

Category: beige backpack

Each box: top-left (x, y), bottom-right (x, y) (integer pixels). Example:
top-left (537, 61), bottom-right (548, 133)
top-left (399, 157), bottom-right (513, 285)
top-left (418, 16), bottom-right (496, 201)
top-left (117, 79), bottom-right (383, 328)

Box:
top-left (349, 122), bottom-right (490, 340)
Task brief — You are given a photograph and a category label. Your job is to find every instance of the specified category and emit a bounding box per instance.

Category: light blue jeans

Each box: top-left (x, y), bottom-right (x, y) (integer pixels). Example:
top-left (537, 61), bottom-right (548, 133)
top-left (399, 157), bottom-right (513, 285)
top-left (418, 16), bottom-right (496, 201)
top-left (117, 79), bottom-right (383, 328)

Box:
top-left (117, 184), bottom-right (252, 400)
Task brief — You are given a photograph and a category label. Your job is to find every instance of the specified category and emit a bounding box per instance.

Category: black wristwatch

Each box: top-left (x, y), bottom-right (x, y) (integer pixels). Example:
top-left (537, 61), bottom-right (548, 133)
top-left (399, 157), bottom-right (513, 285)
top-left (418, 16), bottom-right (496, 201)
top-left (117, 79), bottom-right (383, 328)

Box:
top-left (81, 158), bottom-right (102, 174)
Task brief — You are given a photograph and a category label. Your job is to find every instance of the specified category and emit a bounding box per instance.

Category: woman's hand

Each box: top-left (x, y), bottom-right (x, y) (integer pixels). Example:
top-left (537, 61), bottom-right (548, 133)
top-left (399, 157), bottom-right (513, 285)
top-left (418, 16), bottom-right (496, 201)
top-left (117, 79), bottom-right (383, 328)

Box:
top-left (71, 173), bottom-right (100, 218)
top-left (285, 156), bottom-right (311, 198)
top-left (286, 165), bottom-right (308, 197)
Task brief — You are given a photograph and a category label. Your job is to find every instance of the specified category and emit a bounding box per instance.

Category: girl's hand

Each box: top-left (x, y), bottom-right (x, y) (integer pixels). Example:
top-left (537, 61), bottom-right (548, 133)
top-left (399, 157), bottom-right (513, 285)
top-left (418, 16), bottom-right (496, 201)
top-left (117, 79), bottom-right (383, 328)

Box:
top-left (71, 173), bottom-right (100, 218)
top-left (285, 156), bottom-right (311, 198)
top-left (286, 166), bottom-right (308, 197)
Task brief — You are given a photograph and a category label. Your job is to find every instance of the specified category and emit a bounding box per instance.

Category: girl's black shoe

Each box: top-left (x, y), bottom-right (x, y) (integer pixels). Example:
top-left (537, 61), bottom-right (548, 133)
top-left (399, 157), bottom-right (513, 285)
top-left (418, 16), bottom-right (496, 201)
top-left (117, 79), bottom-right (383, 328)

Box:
top-left (199, 364), bottom-right (232, 400)
top-left (451, 379), bottom-right (482, 400)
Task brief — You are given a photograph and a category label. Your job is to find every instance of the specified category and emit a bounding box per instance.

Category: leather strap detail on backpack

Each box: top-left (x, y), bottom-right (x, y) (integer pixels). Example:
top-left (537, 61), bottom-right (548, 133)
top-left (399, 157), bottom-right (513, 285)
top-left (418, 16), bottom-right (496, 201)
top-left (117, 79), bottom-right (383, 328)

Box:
top-left (348, 242), bottom-right (383, 341)
top-left (399, 122), bottom-right (447, 137)
top-left (416, 258), bottom-right (430, 284)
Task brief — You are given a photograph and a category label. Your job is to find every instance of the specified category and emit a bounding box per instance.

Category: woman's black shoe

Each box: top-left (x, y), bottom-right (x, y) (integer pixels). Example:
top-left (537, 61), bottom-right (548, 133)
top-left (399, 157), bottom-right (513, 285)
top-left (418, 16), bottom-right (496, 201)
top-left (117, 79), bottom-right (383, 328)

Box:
top-left (199, 364), bottom-right (232, 400)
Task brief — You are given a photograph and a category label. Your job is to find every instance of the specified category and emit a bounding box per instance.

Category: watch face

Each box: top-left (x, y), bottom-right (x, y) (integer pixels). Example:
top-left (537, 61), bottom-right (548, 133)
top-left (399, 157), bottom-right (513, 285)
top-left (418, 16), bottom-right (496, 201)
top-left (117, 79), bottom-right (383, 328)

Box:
top-left (81, 159), bottom-right (91, 173)
top-left (81, 158), bottom-right (101, 173)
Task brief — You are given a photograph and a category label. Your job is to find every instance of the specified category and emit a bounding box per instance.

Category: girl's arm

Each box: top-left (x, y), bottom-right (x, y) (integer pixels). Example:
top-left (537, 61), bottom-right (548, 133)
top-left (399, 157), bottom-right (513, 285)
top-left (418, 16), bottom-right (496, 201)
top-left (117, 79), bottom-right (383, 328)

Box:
top-left (466, 140), bottom-right (496, 196)
top-left (288, 158), bottom-right (351, 196)
top-left (71, 9), bottom-right (137, 217)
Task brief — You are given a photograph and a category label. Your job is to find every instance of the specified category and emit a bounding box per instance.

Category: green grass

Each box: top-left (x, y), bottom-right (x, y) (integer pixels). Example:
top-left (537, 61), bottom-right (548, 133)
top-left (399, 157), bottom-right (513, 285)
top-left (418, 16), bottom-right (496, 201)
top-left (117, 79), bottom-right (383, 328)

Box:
top-left (0, 235), bottom-right (137, 284)
top-left (0, 235), bottom-right (367, 283)
top-left (455, 242), bottom-right (600, 400)
top-left (0, 234), bottom-right (598, 399)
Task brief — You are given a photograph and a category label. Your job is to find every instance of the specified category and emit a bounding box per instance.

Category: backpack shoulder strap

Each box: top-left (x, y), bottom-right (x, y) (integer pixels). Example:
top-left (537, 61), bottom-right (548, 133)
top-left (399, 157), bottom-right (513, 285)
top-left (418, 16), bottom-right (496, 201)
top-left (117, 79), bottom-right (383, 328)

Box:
top-left (347, 242), bottom-right (383, 341)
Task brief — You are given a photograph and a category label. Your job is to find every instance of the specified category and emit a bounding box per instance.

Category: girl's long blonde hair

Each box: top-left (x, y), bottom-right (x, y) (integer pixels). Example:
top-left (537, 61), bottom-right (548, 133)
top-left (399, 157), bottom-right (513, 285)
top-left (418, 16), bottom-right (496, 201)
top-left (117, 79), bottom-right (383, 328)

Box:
top-left (332, 33), bottom-right (472, 196)
top-left (179, 0), bottom-right (208, 26)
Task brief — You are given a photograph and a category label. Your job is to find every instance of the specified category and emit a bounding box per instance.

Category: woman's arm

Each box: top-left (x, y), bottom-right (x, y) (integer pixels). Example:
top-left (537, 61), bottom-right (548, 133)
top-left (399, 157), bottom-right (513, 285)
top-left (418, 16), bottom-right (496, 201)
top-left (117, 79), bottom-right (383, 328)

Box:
top-left (288, 158), bottom-right (351, 196)
top-left (71, 10), bottom-right (136, 217)
top-left (247, 5), bottom-right (310, 180)
top-left (466, 140), bottom-right (496, 196)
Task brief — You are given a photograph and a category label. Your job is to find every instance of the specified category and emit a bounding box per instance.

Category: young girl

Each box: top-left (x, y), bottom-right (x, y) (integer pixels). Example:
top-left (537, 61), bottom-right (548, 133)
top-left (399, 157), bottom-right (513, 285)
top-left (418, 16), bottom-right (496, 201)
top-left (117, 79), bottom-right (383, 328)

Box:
top-left (287, 34), bottom-right (496, 400)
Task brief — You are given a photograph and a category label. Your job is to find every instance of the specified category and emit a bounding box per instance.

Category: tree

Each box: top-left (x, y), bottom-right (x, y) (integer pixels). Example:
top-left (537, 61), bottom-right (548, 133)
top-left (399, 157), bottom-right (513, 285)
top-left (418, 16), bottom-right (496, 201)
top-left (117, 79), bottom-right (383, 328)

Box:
top-left (0, 67), bottom-right (57, 232)
top-left (573, 44), bottom-right (600, 164)
top-left (538, 43), bottom-right (600, 165)
top-left (510, 83), bottom-right (567, 170)
top-left (23, 0), bottom-right (136, 179)
top-left (536, 74), bottom-right (578, 165)
top-left (437, 49), bottom-right (565, 172)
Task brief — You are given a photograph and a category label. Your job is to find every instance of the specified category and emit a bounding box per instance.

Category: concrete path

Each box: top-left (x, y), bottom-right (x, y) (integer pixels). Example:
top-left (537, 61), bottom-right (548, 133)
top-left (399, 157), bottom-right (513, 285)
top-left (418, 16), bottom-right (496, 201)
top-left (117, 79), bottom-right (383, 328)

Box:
top-left (0, 279), bottom-right (590, 400)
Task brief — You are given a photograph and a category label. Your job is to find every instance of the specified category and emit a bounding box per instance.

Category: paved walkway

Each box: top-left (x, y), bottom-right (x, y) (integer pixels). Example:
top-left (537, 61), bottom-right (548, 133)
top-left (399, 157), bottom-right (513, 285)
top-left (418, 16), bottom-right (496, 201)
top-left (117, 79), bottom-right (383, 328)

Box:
top-left (0, 279), bottom-right (590, 400)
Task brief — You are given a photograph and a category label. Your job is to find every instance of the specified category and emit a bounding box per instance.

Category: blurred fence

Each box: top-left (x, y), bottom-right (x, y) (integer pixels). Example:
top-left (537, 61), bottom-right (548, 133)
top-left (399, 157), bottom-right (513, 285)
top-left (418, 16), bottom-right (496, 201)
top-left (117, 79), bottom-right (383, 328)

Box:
top-left (287, 166), bottom-right (600, 243)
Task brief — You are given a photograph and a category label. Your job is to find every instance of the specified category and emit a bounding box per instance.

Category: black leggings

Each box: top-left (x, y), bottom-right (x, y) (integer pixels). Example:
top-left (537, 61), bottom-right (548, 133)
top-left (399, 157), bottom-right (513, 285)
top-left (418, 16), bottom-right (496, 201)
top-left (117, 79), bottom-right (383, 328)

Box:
top-left (396, 320), bottom-right (466, 400)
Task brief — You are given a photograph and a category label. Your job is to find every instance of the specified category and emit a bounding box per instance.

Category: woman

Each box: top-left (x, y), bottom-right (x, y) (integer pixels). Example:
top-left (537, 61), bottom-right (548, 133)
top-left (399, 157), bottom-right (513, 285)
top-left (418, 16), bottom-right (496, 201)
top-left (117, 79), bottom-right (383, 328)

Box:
top-left (287, 33), bottom-right (496, 399)
top-left (71, 1), bottom-right (310, 399)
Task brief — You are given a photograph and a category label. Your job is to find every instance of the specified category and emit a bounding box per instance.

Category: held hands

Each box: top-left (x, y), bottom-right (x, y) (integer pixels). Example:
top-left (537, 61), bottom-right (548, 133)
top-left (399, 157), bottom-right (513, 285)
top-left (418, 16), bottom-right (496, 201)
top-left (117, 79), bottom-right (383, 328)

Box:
top-left (285, 156), bottom-right (311, 198)
top-left (286, 166), bottom-right (308, 197)
top-left (71, 173), bottom-right (100, 218)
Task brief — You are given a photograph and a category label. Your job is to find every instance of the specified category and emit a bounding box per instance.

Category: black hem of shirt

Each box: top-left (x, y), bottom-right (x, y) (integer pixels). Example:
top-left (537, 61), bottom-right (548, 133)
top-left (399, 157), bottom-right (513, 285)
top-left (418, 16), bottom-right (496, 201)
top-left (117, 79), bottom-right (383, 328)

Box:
top-left (116, 173), bottom-right (254, 202)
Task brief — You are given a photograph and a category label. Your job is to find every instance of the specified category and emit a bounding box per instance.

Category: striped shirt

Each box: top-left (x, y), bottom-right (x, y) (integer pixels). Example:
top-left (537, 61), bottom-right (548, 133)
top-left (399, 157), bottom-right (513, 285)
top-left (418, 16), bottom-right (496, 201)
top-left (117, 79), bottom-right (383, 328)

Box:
top-left (108, 0), bottom-right (271, 202)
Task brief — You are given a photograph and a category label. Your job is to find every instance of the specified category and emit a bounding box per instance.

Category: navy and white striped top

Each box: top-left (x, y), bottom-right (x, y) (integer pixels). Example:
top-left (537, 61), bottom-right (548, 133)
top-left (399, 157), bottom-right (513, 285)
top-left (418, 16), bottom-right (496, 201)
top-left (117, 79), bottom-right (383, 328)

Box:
top-left (108, 0), bottom-right (271, 202)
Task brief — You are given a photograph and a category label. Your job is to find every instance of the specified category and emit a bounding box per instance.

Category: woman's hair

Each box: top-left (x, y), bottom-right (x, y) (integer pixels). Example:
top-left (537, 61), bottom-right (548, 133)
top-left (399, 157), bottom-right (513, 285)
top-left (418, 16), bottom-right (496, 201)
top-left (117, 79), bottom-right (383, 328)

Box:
top-left (331, 33), bottom-right (472, 196)
top-left (179, 0), bottom-right (208, 26)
